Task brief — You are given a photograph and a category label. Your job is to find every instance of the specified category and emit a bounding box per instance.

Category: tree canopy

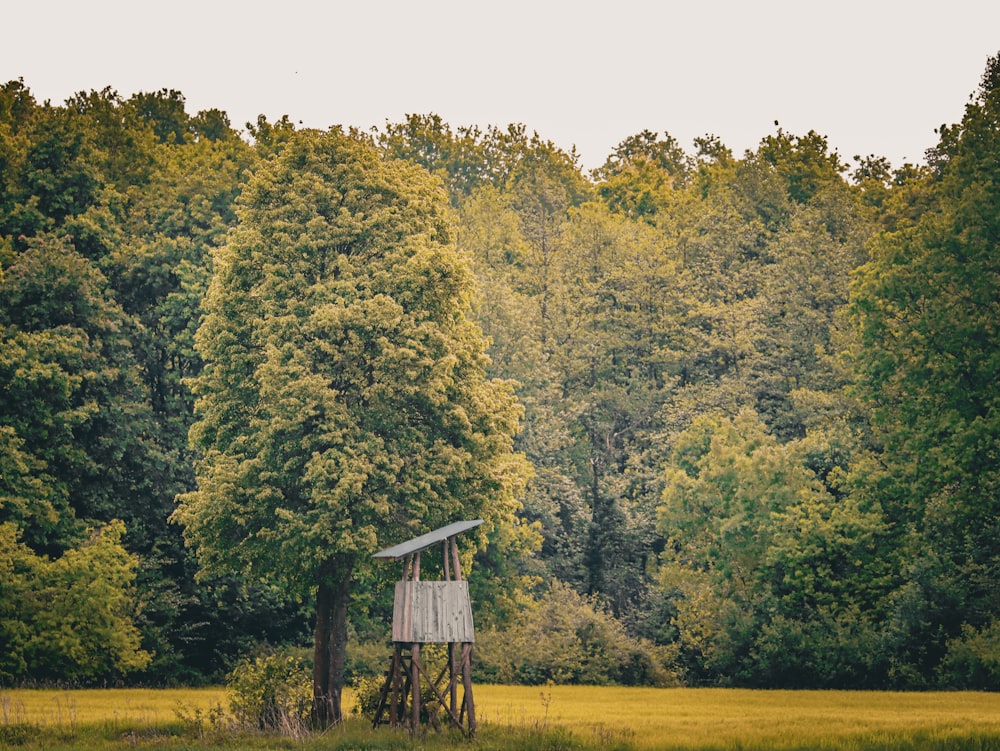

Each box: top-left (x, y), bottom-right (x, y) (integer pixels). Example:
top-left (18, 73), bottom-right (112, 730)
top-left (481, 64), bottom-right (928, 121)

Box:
top-left (172, 128), bottom-right (531, 722)
top-left (2, 52), bottom-right (998, 693)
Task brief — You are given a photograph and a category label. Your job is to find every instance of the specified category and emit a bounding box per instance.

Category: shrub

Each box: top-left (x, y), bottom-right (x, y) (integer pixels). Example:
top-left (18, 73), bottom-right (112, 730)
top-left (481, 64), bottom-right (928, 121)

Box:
top-left (475, 582), bottom-right (679, 686)
top-left (938, 620), bottom-right (1000, 689)
top-left (350, 674), bottom-right (384, 719)
top-left (226, 649), bottom-right (312, 732)
top-left (346, 638), bottom-right (390, 682)
top-left (0, 521), bottom-right (151, 683)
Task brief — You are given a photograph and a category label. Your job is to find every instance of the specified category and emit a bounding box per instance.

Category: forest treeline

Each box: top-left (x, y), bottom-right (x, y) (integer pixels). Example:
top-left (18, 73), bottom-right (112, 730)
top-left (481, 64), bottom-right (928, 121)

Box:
top-left (1, 52), bottom-right (998, 692)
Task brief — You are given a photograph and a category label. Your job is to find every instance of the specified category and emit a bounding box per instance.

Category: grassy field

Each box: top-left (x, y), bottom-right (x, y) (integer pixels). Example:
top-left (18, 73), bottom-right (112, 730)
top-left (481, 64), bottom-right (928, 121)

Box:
top-left (481, 685), bottom-right (1000, 749)
top-left (1, 687), bottom-right (227, 728)
top-left (2, 684), bottom-right (1000, 750)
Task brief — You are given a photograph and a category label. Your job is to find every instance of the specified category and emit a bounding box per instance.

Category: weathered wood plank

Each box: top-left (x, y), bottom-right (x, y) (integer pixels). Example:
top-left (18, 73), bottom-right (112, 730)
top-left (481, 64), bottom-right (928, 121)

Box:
top-left (392, 581), bottom-right (475, 643)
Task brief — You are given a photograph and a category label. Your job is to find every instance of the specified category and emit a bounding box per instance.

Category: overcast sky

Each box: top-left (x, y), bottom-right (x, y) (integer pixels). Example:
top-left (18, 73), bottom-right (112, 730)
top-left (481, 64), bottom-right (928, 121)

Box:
top-left (4, 1), bottom-right (999, 172)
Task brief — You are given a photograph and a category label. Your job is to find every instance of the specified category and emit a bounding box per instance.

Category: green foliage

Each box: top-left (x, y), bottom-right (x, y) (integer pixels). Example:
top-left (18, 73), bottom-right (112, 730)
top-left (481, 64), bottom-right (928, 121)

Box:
top-left (594, 129), bottom-right (691, 219)
top-left (175, 127), bottom-right (532, 722)
top-left (377, 113), bottom-right (491, 199)
top-left (0, 79), bottom-right (296, 688)
top-left (0, 520), bottom-right (150, 682)
top-left (938, 620), bottom-right (1000, 689)
top-left (850, 50), bottom-right (1000, 685)
top-left (2, 53), bottom-right (999, 692)
top-left (348, 674), bottom-right (384, 720)
top-left (476, 582), bottom-right (678, 687)
top-left (176, 126), bottom-right (530, 591)
top-left (0, 234), bottom-right (146, 553)
top-left (757, 127), bottom-right (847, 204)
top-left (658, 409), bottom-right (888, 687)
top-left (226, 650), bottom-right (312, 731)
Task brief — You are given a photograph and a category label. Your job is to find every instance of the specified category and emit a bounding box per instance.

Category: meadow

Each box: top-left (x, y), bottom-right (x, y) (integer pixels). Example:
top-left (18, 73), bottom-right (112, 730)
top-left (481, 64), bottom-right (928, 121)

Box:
top-left (2, 684), bottom-right (999, 750)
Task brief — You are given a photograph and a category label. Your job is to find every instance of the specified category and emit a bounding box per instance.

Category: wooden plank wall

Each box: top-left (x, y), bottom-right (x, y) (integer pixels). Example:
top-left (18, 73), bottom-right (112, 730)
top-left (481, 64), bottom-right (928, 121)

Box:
top-left (392, 581), bottom-right (475, 643)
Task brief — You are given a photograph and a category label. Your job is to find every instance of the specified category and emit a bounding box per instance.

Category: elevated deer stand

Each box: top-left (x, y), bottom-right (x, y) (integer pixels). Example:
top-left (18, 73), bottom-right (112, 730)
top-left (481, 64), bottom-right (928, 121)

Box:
top-left (371, 519), bottom-right (481, 737)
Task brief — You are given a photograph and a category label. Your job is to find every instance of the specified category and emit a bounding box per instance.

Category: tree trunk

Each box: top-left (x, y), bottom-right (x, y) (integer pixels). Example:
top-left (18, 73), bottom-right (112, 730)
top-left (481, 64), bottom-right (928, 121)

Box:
top-left (585, 453), bottom-right (605, 596)
top-left (312, 559), bottom-right (353, 727)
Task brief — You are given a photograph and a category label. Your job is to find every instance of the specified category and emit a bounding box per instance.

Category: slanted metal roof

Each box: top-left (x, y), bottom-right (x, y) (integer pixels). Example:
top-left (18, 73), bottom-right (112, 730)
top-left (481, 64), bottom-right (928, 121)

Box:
top-left (372, 519), bottom-right (484, 560)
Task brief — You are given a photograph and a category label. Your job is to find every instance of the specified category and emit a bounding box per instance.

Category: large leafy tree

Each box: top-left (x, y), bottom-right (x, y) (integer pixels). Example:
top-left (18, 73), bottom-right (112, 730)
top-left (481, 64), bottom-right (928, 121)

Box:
top-left (850, 52), bottom-right (1000, 684)
top-left (0, 234), bottom-right (146, 553)
top-left (174, 128), bottom-right (530, 724)
top-left (658, 409), bottom-right (887, 687)
top-left (103, 118), bottom-right (279, 682)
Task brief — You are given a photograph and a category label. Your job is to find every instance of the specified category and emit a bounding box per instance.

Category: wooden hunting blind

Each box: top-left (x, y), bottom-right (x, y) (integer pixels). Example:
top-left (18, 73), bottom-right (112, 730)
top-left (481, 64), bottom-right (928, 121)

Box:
top-left (370, 519), bottom-right (482, 736)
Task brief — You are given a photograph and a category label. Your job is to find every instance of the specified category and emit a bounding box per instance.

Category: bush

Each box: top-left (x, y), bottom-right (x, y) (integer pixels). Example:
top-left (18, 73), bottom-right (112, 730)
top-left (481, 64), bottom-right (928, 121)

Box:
top-left (938, 620), bottom-right (1000, 689)
top-left (226, 649), bottom-right (312, 732)
top-left (0, 521), bottom-right (151, 683)
top-left (350, 674), bottom-right (384, 719)
top-left (475, 582), bottom-right (679, 686)
top-left (346, 638), bottom-right (390, 683)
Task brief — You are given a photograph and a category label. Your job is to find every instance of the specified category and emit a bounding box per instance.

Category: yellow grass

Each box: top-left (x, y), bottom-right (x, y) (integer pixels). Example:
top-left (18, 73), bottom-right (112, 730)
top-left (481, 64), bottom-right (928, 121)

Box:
top-left (0, 687), bottom-right (226, 728)
top-left (476, 685), bottom-right (1000, 749)
top-left (2, 685), bottom-right (999, 749)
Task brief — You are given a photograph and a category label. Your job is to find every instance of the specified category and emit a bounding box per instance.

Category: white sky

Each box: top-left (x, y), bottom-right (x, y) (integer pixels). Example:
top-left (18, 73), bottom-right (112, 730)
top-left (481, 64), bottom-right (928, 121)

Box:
top-left (3, 0), bottom-right (999, 172)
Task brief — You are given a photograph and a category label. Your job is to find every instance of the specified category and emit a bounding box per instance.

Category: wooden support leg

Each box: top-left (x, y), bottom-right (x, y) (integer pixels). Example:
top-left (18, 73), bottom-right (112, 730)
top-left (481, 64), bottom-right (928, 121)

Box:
top-left (372, 667), bottom-right (392, 728)
top-left (449, 641), bottom-right (458, 725)
top-left (462, 642), bottom-right (476, 736)
top-left (400, 660), bottom-right (411, 724)
top-left (411, 643), bottom-right (421, 732)
top-left (412, 654), bottom-right (465, 734)
top-left (372, 644), bottom-right (404, 729)
top-left (390, 644), bottom-right (402, 726)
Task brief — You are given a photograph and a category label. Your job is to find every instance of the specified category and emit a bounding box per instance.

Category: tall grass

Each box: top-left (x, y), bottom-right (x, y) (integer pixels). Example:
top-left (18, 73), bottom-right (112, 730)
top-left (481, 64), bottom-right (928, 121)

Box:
top-left (1, 687), bottom-right (226, 727)
top-left (478, 685), bottom-right (1000, 750)
top-left (1, 685), bottom-right (999, 750)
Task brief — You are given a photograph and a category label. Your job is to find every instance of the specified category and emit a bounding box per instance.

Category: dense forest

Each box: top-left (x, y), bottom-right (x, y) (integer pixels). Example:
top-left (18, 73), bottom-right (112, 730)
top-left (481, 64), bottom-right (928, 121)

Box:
top-left (1, 52), bottom-right (998, 695)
